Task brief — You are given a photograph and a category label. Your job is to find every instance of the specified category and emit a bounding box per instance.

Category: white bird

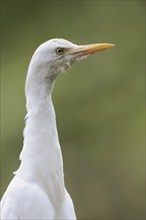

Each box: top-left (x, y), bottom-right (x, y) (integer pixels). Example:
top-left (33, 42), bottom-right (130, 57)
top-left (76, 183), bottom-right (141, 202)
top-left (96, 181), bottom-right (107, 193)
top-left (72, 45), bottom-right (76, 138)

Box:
top-left (1, 38), bottom-right (114, 220)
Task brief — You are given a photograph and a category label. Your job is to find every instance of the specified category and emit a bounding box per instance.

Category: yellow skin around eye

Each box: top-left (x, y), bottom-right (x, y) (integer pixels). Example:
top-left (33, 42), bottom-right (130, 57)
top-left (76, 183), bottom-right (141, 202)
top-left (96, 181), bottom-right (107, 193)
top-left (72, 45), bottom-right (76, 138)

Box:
top-left (56, 48), bottom-right (64, 55)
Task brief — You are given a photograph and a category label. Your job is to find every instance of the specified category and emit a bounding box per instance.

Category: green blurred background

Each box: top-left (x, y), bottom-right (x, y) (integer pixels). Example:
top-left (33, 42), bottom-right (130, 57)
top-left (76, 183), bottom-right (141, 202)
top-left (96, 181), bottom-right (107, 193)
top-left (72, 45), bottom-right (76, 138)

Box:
top-left (1, 0), bottom-right (145, 219)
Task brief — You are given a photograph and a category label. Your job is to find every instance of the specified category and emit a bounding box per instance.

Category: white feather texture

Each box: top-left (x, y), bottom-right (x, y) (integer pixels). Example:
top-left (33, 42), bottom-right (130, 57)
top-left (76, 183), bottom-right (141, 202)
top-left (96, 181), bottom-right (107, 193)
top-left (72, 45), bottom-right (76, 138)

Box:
top-left (1, 38), bottom-right (114, 219)
top-left (1, 39), bottom-right (78, 220)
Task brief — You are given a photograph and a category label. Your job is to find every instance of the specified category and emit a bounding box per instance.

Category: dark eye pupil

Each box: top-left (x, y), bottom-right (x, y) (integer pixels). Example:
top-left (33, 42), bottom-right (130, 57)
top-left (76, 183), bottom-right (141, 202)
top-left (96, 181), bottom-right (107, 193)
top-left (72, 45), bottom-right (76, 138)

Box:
top-left (56, 48), bottom-right (63, 54)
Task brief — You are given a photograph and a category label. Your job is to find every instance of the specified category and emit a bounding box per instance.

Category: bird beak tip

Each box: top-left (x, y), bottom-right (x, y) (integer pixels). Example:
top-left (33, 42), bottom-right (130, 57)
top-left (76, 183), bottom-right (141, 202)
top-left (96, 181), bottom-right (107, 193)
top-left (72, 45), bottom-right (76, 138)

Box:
top-left (110, 44), bottom-right (115, 47)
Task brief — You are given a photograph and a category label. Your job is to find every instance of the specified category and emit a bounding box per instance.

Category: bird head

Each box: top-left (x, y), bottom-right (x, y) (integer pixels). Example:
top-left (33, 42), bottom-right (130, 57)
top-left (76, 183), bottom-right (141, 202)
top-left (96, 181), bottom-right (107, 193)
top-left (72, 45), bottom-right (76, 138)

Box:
top-left (25, 38), bottom-right (114, 110)
top-left (28, 38), bottom-right (114, 82)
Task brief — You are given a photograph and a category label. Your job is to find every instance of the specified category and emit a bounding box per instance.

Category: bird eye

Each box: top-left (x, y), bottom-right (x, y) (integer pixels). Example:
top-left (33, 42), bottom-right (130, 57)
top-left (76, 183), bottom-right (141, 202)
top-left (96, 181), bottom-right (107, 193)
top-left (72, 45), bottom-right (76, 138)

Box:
top-left (56, 48), bottom-right (64, 55)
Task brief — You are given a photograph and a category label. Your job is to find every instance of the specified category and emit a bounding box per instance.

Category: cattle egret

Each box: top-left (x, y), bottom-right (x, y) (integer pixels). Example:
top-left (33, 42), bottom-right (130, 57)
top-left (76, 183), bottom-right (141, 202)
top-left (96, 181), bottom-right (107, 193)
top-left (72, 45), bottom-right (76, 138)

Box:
top-left (1, 38), bottom-right (114, 219)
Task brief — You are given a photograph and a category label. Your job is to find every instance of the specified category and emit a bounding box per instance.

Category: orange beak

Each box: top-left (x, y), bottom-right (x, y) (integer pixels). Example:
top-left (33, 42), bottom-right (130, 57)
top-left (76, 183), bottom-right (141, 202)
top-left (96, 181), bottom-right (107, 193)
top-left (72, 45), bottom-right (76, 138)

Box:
top-left (68, 43), bottom-right (115, 55)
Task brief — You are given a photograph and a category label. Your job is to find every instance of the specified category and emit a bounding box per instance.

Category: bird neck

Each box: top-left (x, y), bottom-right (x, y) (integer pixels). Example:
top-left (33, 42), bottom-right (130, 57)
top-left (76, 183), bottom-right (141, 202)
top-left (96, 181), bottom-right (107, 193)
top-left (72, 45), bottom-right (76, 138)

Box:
top-left (17, 80), bottom-right (65, 193)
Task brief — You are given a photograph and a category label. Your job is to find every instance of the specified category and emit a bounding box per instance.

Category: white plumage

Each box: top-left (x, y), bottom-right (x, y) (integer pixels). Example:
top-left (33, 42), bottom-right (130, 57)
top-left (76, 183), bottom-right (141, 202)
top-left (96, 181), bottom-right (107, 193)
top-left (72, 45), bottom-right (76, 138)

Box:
top-left (1, 38), bottom-right (114, 219)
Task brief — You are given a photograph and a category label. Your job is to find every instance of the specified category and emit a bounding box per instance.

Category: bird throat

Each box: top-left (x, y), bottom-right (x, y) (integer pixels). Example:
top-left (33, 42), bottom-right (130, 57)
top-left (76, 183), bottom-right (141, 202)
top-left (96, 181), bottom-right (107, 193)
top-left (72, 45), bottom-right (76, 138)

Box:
top-left (17, 85), bottom-right (65, 200)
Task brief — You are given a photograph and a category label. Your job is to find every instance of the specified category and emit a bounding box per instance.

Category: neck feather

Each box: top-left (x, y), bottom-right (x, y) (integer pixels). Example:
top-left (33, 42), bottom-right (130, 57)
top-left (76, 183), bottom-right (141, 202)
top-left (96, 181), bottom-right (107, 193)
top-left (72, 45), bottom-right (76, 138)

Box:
top-left (15, 61), bottom-right (69, 211)
top-left (17, 73), bottom-right (64, 189)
